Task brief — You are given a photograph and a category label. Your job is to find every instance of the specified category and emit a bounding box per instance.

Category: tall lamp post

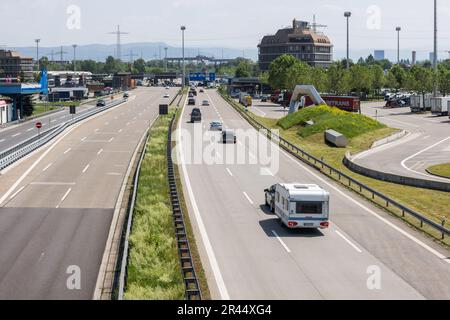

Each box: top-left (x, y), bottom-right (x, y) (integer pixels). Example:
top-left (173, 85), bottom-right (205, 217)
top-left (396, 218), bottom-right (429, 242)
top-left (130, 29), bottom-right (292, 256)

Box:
top-left (35, 39), bottom-right (41, 71)
top-left (396, 27), bottom-right (401, 64)
top-left (181, 26), bottom-right (186, 88)
top-left (344, 12), bottom-right (351, 69)
top-left (433, 0), bottom-right (438, 97)
top-left (72, 44), bottom-right (78, 72)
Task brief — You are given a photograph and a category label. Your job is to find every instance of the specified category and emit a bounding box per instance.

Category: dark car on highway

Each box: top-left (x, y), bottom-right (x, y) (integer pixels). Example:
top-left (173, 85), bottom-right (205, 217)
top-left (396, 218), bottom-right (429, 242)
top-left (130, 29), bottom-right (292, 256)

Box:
top-left (188, 98), bottom-right (196, 106)
top-left (191, 108), bottom-right (202, 123)
top-left (96, 100), bottom-right (106, 107)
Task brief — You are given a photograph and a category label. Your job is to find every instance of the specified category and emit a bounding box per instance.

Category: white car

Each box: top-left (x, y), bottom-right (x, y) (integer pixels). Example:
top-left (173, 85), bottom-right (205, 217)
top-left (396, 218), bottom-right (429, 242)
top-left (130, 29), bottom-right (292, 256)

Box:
top-left (163, 93), bottom-right (170, 98)
top-left (165, 86), bottom-right (170, 90)
top-left (202, 100), bottom-right (210, 106)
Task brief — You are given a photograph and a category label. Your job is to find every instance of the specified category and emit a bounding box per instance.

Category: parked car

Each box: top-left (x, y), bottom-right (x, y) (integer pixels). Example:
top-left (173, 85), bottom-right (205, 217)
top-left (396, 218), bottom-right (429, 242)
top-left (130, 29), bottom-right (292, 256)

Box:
top-left (210, 121), bottom-right (223, 131)
top-left (191, 108), bottom-right (202, 123)
top-left (96, 100), bottom-right (106, 107)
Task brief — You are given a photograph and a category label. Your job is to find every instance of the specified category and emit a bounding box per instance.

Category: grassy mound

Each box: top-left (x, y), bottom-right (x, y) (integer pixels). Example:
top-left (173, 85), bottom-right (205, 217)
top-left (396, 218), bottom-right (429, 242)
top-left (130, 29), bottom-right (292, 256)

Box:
top-left (277, 105), bottom-right (386, 139)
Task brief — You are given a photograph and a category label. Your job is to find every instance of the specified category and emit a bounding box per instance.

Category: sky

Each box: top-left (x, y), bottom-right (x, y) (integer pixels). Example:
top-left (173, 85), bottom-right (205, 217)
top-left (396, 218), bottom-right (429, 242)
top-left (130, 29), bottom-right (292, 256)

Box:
top-left (1, 0), bottom-right (449, 60)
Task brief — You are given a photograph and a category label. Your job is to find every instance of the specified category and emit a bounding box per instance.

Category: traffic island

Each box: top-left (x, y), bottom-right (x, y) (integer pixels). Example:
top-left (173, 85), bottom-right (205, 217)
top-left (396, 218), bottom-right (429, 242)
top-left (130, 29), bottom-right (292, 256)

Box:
top-left (427, 163), bottom-right (450, 179)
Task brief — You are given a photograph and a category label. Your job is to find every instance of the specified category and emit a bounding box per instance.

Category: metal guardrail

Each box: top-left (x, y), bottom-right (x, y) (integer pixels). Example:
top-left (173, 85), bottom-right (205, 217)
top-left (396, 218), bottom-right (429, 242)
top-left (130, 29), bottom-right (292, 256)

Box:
top-left (219, 91), bottom-right (449, 241)
top-left (0, 98), bottom-right (126, 171)
top-left (167, 113), bottom-right (202, 300)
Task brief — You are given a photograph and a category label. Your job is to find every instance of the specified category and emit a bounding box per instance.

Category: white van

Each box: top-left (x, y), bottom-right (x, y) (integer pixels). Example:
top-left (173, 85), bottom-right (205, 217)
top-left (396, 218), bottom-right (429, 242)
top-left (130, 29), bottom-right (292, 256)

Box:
top-left (266, 183), bottom-right (330, 229)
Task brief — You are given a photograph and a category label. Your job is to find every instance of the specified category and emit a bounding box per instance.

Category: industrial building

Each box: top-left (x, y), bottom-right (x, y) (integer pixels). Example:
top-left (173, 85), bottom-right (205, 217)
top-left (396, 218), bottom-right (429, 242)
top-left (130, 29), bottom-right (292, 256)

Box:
top-left (0, 98), bottom-right (13, 125)
top-left (258, 19), bottom-right (333, 71)
top-left (0, 50), bottom-right (35, 81)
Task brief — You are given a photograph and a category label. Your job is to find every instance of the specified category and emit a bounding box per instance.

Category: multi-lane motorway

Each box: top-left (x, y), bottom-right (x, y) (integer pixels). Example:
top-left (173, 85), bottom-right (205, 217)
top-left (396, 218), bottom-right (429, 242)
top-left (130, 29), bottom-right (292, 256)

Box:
top-left (0, 87), bottom-right (177, 299)
top-left (178, 90), bottom-right (450, 300)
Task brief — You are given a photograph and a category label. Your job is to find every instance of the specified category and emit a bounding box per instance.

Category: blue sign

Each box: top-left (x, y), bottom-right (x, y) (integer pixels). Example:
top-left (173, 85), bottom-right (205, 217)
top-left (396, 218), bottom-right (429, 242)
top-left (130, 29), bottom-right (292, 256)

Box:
top-left (189, 72), bottom-right (216, 82)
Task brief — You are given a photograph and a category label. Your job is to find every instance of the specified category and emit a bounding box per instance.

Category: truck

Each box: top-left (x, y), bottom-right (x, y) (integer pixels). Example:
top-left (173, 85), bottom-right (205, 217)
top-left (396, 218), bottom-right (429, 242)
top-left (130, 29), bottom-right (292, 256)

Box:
top-left (239, 92), bottom-right (252, 107)
top-left (303, 95), bottom-right (360, 113)
top-left (264, 183), bottom-right (330, 229)
top-left (430, 97), bottom-right (450, 116)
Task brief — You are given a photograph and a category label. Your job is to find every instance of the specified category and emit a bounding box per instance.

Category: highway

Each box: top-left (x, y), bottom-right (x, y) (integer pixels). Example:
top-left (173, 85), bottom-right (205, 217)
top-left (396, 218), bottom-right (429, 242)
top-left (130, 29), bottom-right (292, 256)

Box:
top-left (0, 87), bottom-right (177, 299)
top-left (178, 89), bottom-right (450, 300)
top-left (0, 99), bottom-right (105, 153)
top-left (357, 102), bottom-right (450, 183)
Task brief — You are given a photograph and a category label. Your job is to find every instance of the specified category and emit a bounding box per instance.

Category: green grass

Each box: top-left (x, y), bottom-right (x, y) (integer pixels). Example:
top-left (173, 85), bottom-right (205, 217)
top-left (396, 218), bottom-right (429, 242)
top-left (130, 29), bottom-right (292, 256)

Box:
top-left (219, 91), bottom-right (450, 246)
top-left (124, 111), bottom-right (185, 300)
top-left (277, 105), bottom-right (386, 139)
top-left (427, 163), bottom-right (450, 179)
top-left (31, 104), bottom-right (59, 117)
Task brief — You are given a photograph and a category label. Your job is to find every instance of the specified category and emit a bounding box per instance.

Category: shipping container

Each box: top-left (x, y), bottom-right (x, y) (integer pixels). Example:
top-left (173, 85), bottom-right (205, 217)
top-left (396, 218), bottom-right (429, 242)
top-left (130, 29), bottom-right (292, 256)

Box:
top-left (430, 97), bottom-right (450, 116)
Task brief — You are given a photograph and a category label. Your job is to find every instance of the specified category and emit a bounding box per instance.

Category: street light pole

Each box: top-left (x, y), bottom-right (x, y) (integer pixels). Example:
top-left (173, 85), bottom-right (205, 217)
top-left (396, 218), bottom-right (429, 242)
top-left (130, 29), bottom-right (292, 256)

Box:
top-left (72, 44), bottom-right (78, 72)
top-left (35, 39), bottom-right (41, 71)
top-left (164, 47), bottom-right (168, 72)
top-left (433, 0), bottom-right (438, 97)
top-left (181, 26), bottom-right (186, 88)
top-left (344, 12), bottom-right (351, 69)
top-left (396, 27), bottom-right (401, 64)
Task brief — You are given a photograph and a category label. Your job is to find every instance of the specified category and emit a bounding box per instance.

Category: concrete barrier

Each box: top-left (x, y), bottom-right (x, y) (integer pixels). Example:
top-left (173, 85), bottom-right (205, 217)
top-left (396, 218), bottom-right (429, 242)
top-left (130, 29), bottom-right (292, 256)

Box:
top-left (325, 130), bottom-right (348, 148)
top-left (344, 153), bottom-right (450, 192)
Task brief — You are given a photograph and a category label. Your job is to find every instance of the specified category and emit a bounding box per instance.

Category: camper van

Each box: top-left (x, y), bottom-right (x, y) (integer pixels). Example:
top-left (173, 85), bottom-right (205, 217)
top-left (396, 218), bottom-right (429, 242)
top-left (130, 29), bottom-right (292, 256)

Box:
top-left (265, 183), bottom-right (330, 229)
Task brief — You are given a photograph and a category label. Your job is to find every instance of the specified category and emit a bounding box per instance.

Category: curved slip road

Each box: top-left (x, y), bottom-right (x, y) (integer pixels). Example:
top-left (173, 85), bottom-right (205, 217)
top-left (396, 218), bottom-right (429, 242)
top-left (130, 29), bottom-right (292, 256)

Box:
top-left (177, 90), bottom-right (450, 300)
top-left (356, 102), bottom-right (450, 183)
top-left (0, 87), bottom-right (178, 299)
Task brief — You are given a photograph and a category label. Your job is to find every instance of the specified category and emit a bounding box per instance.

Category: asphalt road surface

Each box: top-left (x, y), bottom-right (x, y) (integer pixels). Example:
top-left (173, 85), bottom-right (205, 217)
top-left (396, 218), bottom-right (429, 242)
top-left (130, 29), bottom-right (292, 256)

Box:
top-left (0, 87), bottom-right (177, 299)
top-left (178, 90), bottom-right (450, 300)
top-left (356, 102), bottom-right (450, 182)
top-left (0, 99), bottom-right (107, 153)
top-left (246, 99), bottom-right (287, 120)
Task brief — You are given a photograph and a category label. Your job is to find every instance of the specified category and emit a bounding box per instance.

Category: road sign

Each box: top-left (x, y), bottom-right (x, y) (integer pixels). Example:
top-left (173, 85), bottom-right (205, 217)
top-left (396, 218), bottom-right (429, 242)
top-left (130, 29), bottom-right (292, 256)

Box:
top-left (35, 122), bottom-right (42, 129)
top-left (189, 72), bottom-right (216, 82)
top-left (70, 105), bottom-right (76, 114)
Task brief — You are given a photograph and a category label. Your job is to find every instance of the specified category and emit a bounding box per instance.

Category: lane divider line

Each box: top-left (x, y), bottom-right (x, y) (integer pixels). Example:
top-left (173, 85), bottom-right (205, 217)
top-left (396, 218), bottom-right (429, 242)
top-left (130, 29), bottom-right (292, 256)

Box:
top-left (9, 186), bottom-right (25, 200)
top-left (272, 230), bottom-right (291, 253)
top-left (336, 231), bottom-right (363, 253)
top-left (56, 188), bottom-right (72, 208)
top-left (243, 192), bottom-right (254, 205)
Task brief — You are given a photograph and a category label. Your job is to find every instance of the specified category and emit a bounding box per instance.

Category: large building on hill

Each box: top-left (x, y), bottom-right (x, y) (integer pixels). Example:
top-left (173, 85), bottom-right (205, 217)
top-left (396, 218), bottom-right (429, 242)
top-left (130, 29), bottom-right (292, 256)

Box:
top-left (258, 19), bottom-right (333, 71)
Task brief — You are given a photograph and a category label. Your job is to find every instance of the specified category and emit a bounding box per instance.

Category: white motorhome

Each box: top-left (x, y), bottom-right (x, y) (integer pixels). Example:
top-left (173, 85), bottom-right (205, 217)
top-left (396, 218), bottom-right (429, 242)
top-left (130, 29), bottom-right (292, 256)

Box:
top-left (265, 183), bottom-right (330, 229)
top-left (430, 97), bottom-right (450, 116)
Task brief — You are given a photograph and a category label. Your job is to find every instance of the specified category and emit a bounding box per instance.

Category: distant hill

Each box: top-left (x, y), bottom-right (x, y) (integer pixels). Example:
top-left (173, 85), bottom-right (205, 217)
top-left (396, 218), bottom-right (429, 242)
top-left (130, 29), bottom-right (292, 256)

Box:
top-left (7, 42), bottom-right (259, 62)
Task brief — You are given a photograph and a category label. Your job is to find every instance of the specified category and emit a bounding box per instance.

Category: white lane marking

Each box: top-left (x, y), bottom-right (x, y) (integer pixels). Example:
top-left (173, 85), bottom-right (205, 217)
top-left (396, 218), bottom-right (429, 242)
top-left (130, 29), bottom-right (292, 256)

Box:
top-left (64, 148), bottom-right (72, 154)
top-left (336, 231), bottom-right (363, 253)
top-left (95, 128), bottom-right (100, 132)
top-left (252, 106), bottom-right (267, 117)
top-left (82, 164), bottom-right (90, 174)
top-left (219, 92), bottom-right (450, 265)
top-left (9, 186), bottom-right (25, 200)
top-left (262, 168), bottom-right (274, 176)
top-left (109, 137), bottom-right (115, 143)
top-left (30, 182), bottom-right (76, 186)
top-left (243, 192), bottom-right (254, 205)
top-left (118, 129), bottom-right (123, 133)
top-left (81, 137), bottom-right (87, 142)
top-left (0, 139), bottom-right (5, 143)
top-left (11, 133), bottom-right (21, 137)
top-left (401, 136), bottom-right (450, 181)
top-left (226, 168), bottom-right (233, 176)
top-left (97, 149), bottom-right (104, 156)
top-left (27, 128), bottom-right (34, 132)
top-left (42, 163), bottom-right (53, 172)
top-left (178, 95), bottom-right (230, 300)
top-left (272, 230), bottom-right (291, 253)
top-left (56, 188), bottom-right (72, 208)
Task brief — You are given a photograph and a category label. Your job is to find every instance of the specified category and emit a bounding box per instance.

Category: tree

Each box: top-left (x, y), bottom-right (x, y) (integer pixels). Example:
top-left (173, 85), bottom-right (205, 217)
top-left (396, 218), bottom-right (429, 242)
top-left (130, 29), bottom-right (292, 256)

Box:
top-left (133, 58), bottom-right (147, 74)
top-left (405, 65), bottom-right (434, 98)
top-left (268, 54), bottom-right (299, 89)
top-left (386, 65), bottom-right (407, 91)
top-left (21, 95), bottom-right (34, 117)
top-left (285, 62), bottom-right (311, 89)
top-left (349, 65), bottom-right (373, 97)
top-left (310, 67), bottom-right (328, 93)
top-left (235, 60), bottom-right (252, 78)
top-left (370, 64), bottom-right (385, 95)
top-left (438, 64), bottom-right (450, 96)
top-left (326, 62), bottom-right (350, 95)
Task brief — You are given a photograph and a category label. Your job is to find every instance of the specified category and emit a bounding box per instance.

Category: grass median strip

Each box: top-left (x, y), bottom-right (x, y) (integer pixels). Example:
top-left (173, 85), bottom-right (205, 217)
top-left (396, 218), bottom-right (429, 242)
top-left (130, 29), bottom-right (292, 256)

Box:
top-left (219, 90), bottom-right (449, 246)
top-left (124, 111), bottom-right (185, 300)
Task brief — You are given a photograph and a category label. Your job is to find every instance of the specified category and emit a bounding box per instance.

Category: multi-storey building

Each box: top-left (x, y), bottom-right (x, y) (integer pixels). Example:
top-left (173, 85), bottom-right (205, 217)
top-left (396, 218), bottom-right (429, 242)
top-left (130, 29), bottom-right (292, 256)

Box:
top-left (258, 19), bottom-right (333, 71)
top-left (0, 50), bottom-right (35, 81)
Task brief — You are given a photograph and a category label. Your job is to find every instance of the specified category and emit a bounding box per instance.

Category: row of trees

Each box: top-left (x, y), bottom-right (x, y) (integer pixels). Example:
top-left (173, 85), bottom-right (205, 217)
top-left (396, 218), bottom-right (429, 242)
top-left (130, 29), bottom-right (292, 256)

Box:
top-left (267, 54), bottom-right (450, 98)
